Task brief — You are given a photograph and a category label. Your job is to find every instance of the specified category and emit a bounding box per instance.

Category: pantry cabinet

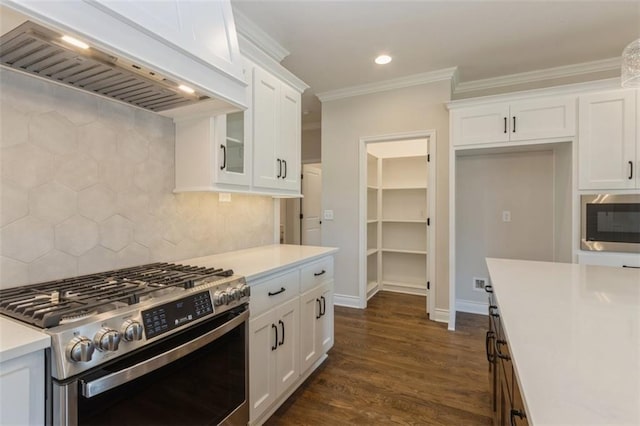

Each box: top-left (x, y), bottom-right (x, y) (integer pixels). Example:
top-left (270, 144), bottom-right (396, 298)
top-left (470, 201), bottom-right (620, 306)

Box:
top-left (252, 67), bottom-right (301, 193)
top-left (451, 96), bottom-right (576, 146)
top-left (578, 89), bottom-right (638, 190)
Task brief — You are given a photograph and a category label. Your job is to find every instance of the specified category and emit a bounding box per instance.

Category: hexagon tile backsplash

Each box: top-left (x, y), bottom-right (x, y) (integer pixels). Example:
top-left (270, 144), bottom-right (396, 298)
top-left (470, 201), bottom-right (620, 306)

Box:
top-left (0, 70), bottom-right (274, 289)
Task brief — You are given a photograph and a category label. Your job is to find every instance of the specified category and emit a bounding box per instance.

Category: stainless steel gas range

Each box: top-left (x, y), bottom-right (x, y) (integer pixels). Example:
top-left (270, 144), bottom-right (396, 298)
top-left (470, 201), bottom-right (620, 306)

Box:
top-left (0, 262), bottom-right (250, 426)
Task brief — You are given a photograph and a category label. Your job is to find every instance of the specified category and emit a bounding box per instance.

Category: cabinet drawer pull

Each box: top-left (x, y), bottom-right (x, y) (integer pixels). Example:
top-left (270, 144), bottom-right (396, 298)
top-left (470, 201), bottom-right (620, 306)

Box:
top-left (488, 305), bottom-right (498, 316)
top-left (495, 339), bottom-right (510, 360)
top-left (268, 287), bottom-right (286, 296)
top-left (271, 324), bottom-right (278, 351)
top-left (629, 161), bottom-right (634, 180)
top-left (484, 285), bottom-right (493, 293)
top-left (512, 116), bottom-right (516, 133)
top-left (278, 320), bottom-right (285, 346)
top-left (623, 265), bottom-right (640, 269)
top-left (510, 408), bottom-right (526, 425)
top-left (220, 145), bottom-right (226, 170)
top-left (313, 270), bottom-right (326, 277)
top-left (316, 299), bottom-right (322, 319)
top-left (503, 117), bottom-right (507, 134)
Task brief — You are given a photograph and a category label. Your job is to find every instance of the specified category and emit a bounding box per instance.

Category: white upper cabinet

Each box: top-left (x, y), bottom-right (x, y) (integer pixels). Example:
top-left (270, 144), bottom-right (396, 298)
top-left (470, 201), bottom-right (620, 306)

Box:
top-left (578, 90), bottom-right (638, 190)
top-left (252, 66), bottom-right (301, 193)
top-left (452, 96), bottom-right (576, 146)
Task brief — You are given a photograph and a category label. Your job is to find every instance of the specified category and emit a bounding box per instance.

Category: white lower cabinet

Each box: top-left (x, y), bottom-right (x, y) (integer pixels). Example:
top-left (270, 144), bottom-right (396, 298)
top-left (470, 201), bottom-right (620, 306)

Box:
top-left (300, 280), bottom-right (334, 372)
top-left (0, 350), bottom-right (45, 426)
top-left (248, 255), bottom-right (335, 425)
top-left (249, 297), bottom-right (299, 420)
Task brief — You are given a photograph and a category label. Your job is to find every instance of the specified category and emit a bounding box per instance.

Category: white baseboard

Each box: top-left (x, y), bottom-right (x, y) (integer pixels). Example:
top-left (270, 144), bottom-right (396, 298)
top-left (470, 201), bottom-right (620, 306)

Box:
top-left (456, 299), bottom-right (489, 315)
top-left (431, 308), bottom-right (449, 323)
top-left (381, 284), bottom-right (427, 296)
top-left (334, 294), bottom-right (364, 308)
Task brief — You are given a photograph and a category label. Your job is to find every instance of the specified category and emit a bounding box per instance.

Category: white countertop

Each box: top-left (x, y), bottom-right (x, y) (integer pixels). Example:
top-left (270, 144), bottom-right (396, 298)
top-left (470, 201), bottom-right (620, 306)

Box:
top-left (181, 244), bottom-right (339, 283)
top-left (0, 244), bottom-right (337, 363)
top-left (0, 317), bottom-right (50, 363)
top-left (486, 258), bottom-right (640, 426)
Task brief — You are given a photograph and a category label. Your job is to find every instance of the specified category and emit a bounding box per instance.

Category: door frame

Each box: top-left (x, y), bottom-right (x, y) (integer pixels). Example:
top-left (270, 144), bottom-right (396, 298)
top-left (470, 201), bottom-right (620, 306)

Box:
top-left (358, 130), bottom-right (437, 317)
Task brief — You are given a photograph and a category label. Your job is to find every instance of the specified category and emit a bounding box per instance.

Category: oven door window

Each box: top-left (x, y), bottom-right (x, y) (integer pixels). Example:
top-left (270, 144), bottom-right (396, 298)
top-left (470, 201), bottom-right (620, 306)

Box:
top-left (77, 317), bottom-right (246, 426)
top-left (586, 203), bottom-right (640, 243)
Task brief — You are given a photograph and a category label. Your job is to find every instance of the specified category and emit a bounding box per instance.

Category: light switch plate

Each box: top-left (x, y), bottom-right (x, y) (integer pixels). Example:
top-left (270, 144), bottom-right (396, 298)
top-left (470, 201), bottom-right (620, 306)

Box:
top-left (323, 210), bottom-right (334, 220)
top-left (502, 210), bottom-right (511, 222)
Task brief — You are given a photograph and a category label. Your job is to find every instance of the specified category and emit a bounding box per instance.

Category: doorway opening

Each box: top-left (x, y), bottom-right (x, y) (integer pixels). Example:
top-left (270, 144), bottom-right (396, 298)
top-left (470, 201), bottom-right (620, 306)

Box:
top-left (359, 131), bottom-right (436, 317)
top-left (280, 163), bottom-right (322, 246)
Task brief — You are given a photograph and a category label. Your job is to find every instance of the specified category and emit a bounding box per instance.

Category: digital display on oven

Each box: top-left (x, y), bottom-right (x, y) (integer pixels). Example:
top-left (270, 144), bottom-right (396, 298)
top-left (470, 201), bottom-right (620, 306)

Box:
top-left (142, 292), bottom-right (213, 339)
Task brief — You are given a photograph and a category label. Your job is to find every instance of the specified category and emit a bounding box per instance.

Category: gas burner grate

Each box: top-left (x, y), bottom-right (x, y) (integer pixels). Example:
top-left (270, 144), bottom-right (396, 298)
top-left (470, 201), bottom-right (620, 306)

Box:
top-left (0, 262), bottom-right (233, 328)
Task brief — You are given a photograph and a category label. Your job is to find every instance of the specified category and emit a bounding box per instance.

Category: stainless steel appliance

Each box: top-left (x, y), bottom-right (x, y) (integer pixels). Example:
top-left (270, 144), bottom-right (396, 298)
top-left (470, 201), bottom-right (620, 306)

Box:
top-left (0, 262), bottom-right (250, 425)
top-left (581, 194), bottom-right (640, 253)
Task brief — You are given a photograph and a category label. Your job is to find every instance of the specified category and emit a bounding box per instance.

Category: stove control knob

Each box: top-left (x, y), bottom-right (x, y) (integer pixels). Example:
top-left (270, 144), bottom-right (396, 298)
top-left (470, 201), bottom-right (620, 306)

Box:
top-left (122, 320), bottom-right (144, 342)
top-left (213, 290), bottom-right (228, 306)
top-left (94, 328), bottom-right (121, 352)
top-left (228, 288), bottom-right (240, 303)
top-left (66, 336), bottom-right (95, 363)
top-left (239, 284), bottom-right (251, 298)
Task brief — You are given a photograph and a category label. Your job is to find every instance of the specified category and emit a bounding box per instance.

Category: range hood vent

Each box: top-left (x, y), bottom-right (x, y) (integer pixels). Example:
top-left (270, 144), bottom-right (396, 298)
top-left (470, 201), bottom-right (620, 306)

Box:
top-left (0, 21), bottom-right (210, 112)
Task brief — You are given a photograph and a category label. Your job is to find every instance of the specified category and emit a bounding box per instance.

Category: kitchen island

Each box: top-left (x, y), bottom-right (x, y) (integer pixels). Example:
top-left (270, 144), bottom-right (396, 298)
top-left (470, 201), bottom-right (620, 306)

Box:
top-left (486, 258), bottom-right (640, 425)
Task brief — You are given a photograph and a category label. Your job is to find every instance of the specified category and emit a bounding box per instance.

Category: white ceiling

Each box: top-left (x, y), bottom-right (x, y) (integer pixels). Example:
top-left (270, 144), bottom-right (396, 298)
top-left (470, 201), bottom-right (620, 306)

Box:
top-left (232, 0), bottom-right (640, 125)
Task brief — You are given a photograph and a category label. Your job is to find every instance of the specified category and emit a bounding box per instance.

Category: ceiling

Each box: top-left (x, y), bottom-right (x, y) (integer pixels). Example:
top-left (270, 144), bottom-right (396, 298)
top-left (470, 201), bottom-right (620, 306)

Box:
top-left (232, 1), bottom-right (640, 125)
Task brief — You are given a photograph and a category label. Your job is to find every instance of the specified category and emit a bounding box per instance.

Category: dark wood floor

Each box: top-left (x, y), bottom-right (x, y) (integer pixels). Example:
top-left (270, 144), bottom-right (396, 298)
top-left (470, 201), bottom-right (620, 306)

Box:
top-left (264, 291), bottom-right (492, 426)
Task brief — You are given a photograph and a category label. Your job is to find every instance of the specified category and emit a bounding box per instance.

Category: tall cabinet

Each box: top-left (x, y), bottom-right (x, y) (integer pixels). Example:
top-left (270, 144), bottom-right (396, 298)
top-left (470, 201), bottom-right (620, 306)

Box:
top-left (366, 152), bottom-right (430, 300)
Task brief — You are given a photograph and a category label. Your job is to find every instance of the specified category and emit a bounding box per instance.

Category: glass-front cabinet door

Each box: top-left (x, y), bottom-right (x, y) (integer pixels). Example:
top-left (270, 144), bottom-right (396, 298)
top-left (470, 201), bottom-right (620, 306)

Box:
top-left (215, 100), bottom-right (252, 187)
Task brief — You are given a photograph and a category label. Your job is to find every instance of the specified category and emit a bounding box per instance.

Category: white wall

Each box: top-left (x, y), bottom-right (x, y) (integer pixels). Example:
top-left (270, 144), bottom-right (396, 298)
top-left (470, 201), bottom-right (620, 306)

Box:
top-left (455, 150), bottom-right (556, 306)
top-left (302, 127), bottom-right (321, 163)
top-left (0, 70), bottom-right (274, 288)
top-left (321, 80), bottom-right (451, 311)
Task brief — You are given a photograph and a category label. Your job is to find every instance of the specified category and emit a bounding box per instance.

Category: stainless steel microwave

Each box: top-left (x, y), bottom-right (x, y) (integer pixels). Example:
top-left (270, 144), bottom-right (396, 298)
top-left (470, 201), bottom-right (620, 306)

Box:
top-left (581, 194), bottom-right (640, 253)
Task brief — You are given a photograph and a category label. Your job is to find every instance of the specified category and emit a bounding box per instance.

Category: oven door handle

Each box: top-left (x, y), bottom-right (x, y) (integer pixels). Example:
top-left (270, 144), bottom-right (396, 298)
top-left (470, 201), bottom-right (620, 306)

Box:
top-left (80, 309), bottom-right (249, 398)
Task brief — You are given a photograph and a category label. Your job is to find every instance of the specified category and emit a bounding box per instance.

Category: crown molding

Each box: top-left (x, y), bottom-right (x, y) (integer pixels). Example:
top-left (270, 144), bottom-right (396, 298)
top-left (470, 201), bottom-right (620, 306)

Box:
top-left (317, 67), bottom-right (458, 102)
top-left (447, 77), bottom-right (620, 109)
top-left (233, 9), bottom-right (290, 63)
top-left (454, 57), bottom-right (620, 95)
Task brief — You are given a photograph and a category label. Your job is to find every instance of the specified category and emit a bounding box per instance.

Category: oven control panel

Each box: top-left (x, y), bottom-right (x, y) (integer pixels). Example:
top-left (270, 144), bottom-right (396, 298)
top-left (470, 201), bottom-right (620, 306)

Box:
top-left (142, 291), bottom-right (213, 339)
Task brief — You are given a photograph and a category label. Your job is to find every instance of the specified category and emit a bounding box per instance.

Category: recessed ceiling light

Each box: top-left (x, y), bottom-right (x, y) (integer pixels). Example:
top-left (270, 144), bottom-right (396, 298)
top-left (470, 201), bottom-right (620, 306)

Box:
top-left (178, 84), bottom-right (195, 94)
top-left (375, 55), bottom-right (392, 65)
top-left (61, 35), bottom-right (89, 50)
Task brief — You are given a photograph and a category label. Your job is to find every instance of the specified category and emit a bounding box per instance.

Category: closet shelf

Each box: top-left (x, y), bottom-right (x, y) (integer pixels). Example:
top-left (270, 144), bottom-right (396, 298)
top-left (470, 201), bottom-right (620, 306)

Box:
top-left (381, 248), bottom-right (427, 255)
top-left (381, 185), bottom-right (427, 190)
top-left (381, 219), bottom-right (427, 223)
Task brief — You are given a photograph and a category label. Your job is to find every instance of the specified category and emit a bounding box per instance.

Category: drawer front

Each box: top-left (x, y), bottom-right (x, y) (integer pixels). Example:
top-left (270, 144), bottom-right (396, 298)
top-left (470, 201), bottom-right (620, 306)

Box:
top-left (250, 269), bottom-right (300, 317)
top-left (300, 257), bottom-right (334, 293)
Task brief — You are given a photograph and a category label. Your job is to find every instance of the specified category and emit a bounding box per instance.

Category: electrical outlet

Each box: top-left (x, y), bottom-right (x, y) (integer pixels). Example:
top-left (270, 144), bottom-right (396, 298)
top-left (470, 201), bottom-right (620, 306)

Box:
top-left (323, 210), bottom-right (334, 220)
top-left (502, 210), bottom-right (511, 222)
top-left (473, 277), bottom-right (488, 292)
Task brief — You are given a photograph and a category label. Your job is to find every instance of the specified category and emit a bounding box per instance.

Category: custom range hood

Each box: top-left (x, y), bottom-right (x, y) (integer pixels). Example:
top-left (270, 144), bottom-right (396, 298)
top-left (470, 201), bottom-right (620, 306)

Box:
top-left (1, 21), bottom-right (208, 112)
